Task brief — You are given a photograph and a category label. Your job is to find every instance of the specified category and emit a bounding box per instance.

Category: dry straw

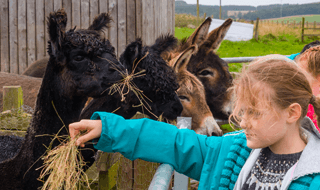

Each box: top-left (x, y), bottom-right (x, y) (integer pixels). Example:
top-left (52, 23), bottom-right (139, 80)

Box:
top-left (37, 102), bottom-right (91, 190)
top-left (38, 135), bottom-right (91, 190)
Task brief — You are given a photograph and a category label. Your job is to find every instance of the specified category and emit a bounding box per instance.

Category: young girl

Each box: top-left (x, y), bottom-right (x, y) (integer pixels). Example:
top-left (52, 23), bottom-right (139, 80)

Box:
top-left (69, 55), bottom-right (320, 189)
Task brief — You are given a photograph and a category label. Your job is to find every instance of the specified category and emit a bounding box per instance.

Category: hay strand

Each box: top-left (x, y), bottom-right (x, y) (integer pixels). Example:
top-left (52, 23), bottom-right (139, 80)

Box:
top-left (38, 135), bottom-right (91, 190)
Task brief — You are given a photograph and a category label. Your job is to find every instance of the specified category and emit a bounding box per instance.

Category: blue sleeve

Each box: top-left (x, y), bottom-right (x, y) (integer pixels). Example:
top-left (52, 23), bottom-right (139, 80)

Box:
top-left (90, 111), bottom-right (219, 180)
top-left (287, 53), bottom-right (300, 60)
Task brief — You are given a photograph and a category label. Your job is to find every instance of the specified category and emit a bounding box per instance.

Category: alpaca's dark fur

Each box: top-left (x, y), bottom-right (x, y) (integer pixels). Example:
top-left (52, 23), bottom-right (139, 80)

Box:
top-left (80, 35), bottom-right (183, 121)
top-left (0, 9), bottom-right (124, 190)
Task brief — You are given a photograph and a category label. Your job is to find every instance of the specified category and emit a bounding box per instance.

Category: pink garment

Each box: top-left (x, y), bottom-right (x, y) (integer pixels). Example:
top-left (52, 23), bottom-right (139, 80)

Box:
top-left (307, 104), bottom-right (319, 131)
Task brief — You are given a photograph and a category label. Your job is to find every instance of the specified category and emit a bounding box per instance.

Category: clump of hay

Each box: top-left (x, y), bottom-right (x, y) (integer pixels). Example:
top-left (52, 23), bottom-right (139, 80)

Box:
top-left (37, 102), bottom-right (91, 190)
top-left (38, 135), bottom-right (90, 190)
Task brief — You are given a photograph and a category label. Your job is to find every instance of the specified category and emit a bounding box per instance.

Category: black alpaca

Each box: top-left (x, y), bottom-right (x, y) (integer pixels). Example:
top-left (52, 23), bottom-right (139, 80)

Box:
top-left (80, 35), bottom-right (183, 121)
top-left (0, 9), bottom-right (124, 190)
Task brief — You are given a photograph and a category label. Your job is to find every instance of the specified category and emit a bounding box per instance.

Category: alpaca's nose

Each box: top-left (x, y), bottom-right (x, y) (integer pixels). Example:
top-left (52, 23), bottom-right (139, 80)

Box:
top-left (172, 101), bottom-right (183, 116)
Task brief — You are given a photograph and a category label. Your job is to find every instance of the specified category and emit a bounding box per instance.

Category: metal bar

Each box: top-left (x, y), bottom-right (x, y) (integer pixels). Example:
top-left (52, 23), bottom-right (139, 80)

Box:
top-left (222, 56), bottom-right (262, 63)
top-left (148, 164), bottom-right (174, 190)
top-left (222, 55), bottom-right (290, 63)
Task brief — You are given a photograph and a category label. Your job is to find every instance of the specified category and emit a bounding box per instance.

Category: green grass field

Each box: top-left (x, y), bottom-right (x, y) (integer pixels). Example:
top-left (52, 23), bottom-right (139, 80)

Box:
top-left (266, 14), bottom-right (320, 24)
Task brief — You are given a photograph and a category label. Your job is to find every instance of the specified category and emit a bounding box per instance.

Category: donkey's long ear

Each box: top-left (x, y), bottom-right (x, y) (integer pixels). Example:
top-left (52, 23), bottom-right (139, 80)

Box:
top-left (88, 12), bottom-right (112, 32)
top-left (151, 34), bottom-right (178, 54)
top-left (185, 17), bottom-right (212, 46)
top-left (173, 46), bottom-right (196, 73)
top-left (47, 9), bottom-right (67, 55)
top-left (201, 18), bottom-right (232, 51)
top-left (119, 39), bottom-right (142, 72)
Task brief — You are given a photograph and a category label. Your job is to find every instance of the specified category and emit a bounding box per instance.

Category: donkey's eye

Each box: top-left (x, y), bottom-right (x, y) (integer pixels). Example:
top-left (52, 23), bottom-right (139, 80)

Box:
top-left (74, 55), bottom-right (84, 61)
top-left (179, 95), bottom-right (190, 102)
top-left (198, 70), bottom-right (213, 76)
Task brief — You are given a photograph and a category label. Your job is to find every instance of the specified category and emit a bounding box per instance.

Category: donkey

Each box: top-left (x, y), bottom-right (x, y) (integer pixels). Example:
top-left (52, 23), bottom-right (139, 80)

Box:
top-left (80, 35), bottom-right (183, 121)
top-left (0, 9), bottom-right (125, 190)
top-left (164, 18), bottom-right (234, 121)
top-left (169, 46), bottom-right (223, 136)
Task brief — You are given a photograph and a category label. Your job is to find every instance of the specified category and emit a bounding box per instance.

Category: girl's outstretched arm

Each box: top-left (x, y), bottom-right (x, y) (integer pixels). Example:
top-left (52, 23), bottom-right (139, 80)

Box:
top-left (69, 111), bottom-right (218, 180)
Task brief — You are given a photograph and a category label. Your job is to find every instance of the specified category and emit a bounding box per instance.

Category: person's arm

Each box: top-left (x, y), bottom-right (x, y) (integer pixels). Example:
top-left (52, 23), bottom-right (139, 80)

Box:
top-left (70, 111), bottom-right (219, 180)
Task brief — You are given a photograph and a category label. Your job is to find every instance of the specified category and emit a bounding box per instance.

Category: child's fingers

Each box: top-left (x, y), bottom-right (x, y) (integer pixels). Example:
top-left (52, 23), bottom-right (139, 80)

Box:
top-left (75, 127), bottom-right (101, 146)
top-left (69, 119), bottom-right (93, 139)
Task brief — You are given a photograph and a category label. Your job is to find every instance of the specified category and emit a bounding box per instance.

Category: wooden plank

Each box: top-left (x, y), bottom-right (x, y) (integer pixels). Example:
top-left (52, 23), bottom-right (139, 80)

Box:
top-left (62, 0), bottom-right (72, 30)
top-left (126, 0), bottom-right (135, 44)
top-left (160, 0), bottom-right (167, 36)
top-left (135, 0), bottom-right (142, 38)
top-left (153, 0), bottom-right (160, 38)
top-left (54, 0), bottom-right (62, 11)
top-left (18, 0), bottom-right (27, 74)
top-left (27, 0), bottom-right (36, 71)
top-left (142, 0), bottom-right (154, 45)
top-left (45, 0), bottom-right (53, 56)
top-left (81, 0), bottom-right (90, 29)
top-left (117, 156), bottom-right (133, 189)
top-left (117, 0), bottom-right (126, 56)
top-left (1, 0), bottom-right (9, 72)
top-left (109, 0), bottom-right (118, 57)
top-left (99, 0), bottom-right (109, 39)
top-left (133, 159), bottom-right (159, 189)
top-left (9, 0), bottom-right (18, 73)
top-left (171, 0), bottom-right (175, 35)
top-left (90, 0), bottom-right (99, 25)
top-left (36, 0), bottom-right (45, 60)
top-left (167, 0), bottom-right (173, 34)
top-left (72, 0), bottom-right (81, 29)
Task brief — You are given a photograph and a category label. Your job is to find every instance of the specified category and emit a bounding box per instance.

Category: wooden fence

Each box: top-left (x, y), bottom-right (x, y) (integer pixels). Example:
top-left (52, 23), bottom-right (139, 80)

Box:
top-left (0, 0), bottom-right (175, 74)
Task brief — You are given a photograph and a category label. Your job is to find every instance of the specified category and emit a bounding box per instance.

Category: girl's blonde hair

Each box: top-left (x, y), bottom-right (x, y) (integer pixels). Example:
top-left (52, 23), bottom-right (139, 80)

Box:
top-left (231, 54), bottom-right (320, 126)
top-left (297, 45), bottom-right (320, 78)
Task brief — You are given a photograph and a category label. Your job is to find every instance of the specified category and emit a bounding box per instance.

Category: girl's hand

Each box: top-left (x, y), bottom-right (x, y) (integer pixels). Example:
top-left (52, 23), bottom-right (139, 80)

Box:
top-left (69, 119), bottom-right (102, 147)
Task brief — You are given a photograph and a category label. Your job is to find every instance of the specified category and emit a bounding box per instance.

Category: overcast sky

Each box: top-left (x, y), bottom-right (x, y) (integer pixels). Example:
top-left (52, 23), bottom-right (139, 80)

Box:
top-left (181, 0), bottom-right (320, 7)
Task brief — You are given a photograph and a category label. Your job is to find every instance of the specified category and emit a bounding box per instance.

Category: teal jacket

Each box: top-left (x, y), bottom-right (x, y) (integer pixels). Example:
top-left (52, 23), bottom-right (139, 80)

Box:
top-left (91, 112), bottom-right (320, 190)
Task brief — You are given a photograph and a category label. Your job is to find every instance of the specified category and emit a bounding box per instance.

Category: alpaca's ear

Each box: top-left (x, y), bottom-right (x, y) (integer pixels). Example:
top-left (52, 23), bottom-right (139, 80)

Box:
top-left (47, 9), bottom-right (67, 55)
top-left (119, 39), bottom-right (142, 71)
top-left (185, 17), bottom-right (212, 47)
top-left (200, 18), bottom-right (232, 51)
top-left (151, 34), bottom-right (178, 54)
top-left (173, 46), bottom-right (196, 73)
top-left (88, 12), bottom-right (112, 32)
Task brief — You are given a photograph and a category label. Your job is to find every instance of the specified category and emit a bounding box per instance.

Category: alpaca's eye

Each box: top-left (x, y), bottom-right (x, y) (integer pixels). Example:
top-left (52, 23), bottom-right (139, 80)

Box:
top-left (74, 55), bottom-right (84, 61)
top-left (199, 70), bottom-right (213, 76)
top-left (179, 95), bottom-right (190, 102)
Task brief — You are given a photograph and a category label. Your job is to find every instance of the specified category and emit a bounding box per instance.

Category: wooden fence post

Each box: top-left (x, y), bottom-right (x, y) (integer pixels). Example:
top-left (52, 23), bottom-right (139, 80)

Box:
top-left (3, 86), bottom-right (23, 112)
top-left (254, 17), bottom-right (259, 41)
top-left (301, 17), bottom-right (305, 42)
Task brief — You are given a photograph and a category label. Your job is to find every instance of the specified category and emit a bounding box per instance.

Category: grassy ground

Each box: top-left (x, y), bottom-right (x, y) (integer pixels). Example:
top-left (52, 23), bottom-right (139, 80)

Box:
top-left (266, 15), bottom-right (320, 24)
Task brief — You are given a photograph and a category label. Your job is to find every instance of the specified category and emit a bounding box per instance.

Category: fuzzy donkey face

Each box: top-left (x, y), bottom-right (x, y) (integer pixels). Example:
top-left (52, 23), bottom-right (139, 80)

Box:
top-left (119, 35), bottom-right (183, 120)
top-left (47, 9), bottom-right (124, 98)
